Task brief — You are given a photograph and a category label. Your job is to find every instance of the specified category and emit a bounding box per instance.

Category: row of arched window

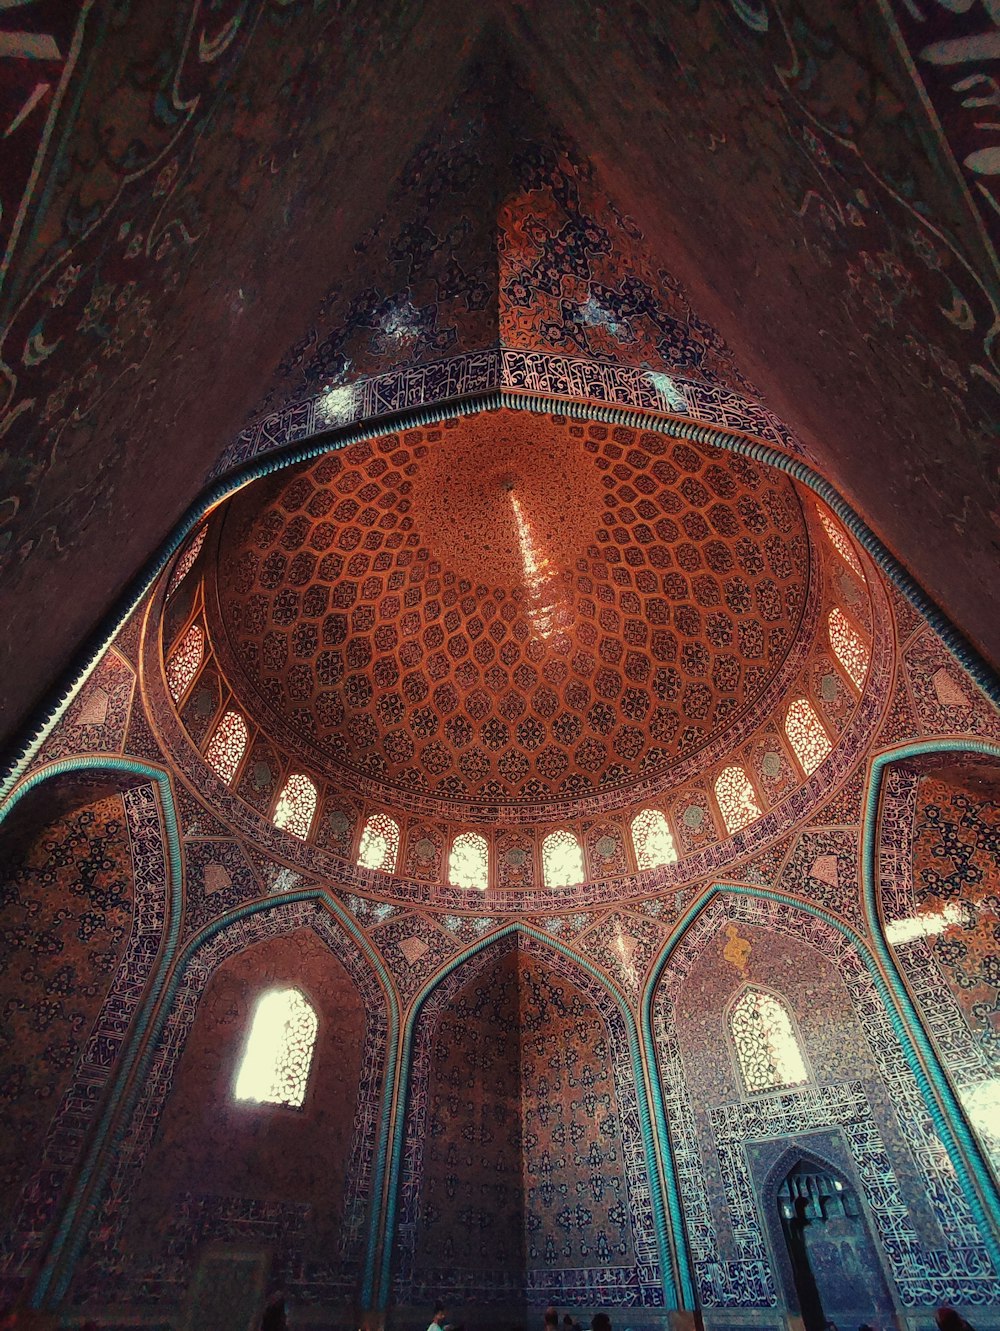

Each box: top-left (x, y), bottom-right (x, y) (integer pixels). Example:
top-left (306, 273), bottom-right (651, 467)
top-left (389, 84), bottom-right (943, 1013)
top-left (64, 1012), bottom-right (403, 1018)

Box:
top-left (165, 571), bottom-right (870, 885)
top-left (174, 689), bottom-right (844, 884)
top-left (235, 982), bottom-right (807, 1110)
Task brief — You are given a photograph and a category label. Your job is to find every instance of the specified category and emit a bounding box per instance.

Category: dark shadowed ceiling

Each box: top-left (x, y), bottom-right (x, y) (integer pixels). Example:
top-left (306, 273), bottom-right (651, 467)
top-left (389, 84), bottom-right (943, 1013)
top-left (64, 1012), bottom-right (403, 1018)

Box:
top-left (1, 0), bottom-right (997, 754)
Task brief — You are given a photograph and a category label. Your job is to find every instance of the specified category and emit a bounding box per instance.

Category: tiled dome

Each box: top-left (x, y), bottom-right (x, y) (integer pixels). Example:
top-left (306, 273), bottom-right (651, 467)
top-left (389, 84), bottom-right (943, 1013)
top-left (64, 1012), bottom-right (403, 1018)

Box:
top-left (207, 409), bottom-right (812, 812)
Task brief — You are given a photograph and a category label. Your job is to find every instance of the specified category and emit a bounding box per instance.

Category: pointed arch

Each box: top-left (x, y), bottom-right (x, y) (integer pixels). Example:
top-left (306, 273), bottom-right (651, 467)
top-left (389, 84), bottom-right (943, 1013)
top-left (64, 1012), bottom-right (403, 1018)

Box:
top-left (273, 772), bottom-right (317, 839)
top-left (67, 891), bottom-right (399, 1313)
top-left (631, 807), bottom-right (677, 870)
top-left (727, 984), bottom-right (808, 1093)
top-left (376, 922), bottom-right (680, 1311)
top-left (864, 739), bottom-right (1000, 1226)
top-left (714, 765), bottom-right (762, 833)
top-left (828, 607), bottom-right (870, 690)
top-left (203, 708), bottom-right (248, 785)
top-left (0, 757), bottom-right (182, 1306)
top-left (357, 811), bottom-right (400, 872)
top-left (166, 621), bottom-right (204, 703)
top-left (784, 696), bottom-right (831, 774)
top-left (541, 828), bottom-right (584, 887)
top-left (639, 879), bottom-right (1000, 1291)
top-left (166, 524), bottom-right (207, 597)
top-left (816, 506), bottom-right (864, 577)
top-left (447, 830), bottom-right (488, 889)
top-left (234, 987), bottom-right (318, 1107)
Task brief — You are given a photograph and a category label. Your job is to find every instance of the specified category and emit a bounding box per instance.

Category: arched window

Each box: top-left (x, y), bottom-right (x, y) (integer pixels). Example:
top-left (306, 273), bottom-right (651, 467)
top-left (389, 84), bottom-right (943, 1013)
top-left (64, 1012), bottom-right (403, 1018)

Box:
top-left (234, 988), bottom-right (317, 1108)
top-left (828, 608), bottom-right (870, 690)
top-left (715, 766), bottom-right (762, 834)
top-left (357, 812), bottom-right (400, 873)
top-left (542, 829), bottom-right (584, 888)
top-left (449, 831), bottom-right (489, 890)
top-left (730, 987), bottom-right (808, 1093)
top-left (784, 697), bottom-right (831, 775)
top-left (631, 808), bottom-right (677, 870)
top-left (273, 773), bottom-right (317, 840)
top-left (204, 708), bottom-right (249, 785)
top-left (167, 622), bottom-right (204, 703)
top-left (167, 525), bottom-right (207, 597)
top-left (817, 509), bottom-right (863, 578)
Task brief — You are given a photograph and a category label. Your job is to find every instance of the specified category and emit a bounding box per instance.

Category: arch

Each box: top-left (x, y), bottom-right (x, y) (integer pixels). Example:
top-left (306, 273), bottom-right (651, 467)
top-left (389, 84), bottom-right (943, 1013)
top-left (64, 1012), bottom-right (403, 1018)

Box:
top-left (828, 607), bottom-right (870, 690)
top-left (714, 765), bottom-right (762, 834)
top-left (816, 507), bottom-right (864, 578)
top-left (166, 620), bottom-right (204, 703)
top-left (233, 986), bottom-right (319, 1107)
top-left (541, 827), bottom-right (584, 887)
top-left (0, 761), bottom-right (397, 1311)
top-left (864, 739), bottom-right (1000, 1225)
top-left (639, 880), bottom-right (1000, 1299)
top-left (203, 707), bottom-right (249, 785)
top-left (784, 697), bottom-right (831, 774)
top-left (376, 923), bottom-right (679, 1311)
top-left (631, 807), bottom-right (677, 870)
top-left (272, 771), bottom-right (317, 839)
top-left (166, 524), bottom-right (207, 597)
top-left (7, 389), bottom-right (997, 815)
top-left (357, 811), bottom-right (400, 872)
top-left (447, 829), bottom-right (488, 889)
top-left (0, 757), bottom-right (181, 1308)
top-left (727, 984), bottom-right (808, 1093)
top-left (68, 891), bottom-right (399, 1312)
top-left (760, 1141), bottom-right (895, 1331)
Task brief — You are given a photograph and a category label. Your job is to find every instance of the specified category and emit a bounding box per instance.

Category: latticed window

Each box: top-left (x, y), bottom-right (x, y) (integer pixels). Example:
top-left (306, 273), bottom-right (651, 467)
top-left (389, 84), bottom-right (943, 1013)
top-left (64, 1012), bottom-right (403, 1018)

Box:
top-left (542, 829), bottom-right (584, 888)
top-left (828, 608), bottom-right (870, 690)
top-left (715, 766), bottom-right (762, 834)
top-left (449, 831), bottom-right (489, 890)
top-left (817, 509), bottom-right (863, 577)
top-left (632, 808), bottom-right (677, 870)
top-left (357, 812), bottom-right (400, 872)
top-left (273, 773), bottom-right (317, 840)
top-left (234, 988), bottom-right (317, 1108)
top-left (730, 987), bottom-right (808, 1093)
top-left (167, 525), bottom-right (207, 597)
top-left (204, 709), bottom-right (249, 785)
top-left (167, 622), bottom-right (204, 702)
top-left (784, 698), bottom-right (831, 775)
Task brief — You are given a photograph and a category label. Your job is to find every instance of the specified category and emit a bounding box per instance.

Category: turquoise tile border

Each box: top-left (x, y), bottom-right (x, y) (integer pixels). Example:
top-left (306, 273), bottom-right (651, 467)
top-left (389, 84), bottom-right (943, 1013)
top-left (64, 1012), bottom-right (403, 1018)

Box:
top-left (373, 924), bottom-right (679, 1311)
top-left (0, 757), bottom-right (184, 1306)
top-left (4, 388), bottom-right (999, 803)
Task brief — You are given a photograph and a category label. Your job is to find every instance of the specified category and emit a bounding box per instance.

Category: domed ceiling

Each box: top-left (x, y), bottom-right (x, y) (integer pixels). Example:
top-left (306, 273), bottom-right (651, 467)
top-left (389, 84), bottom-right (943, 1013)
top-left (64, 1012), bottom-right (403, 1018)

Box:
top-left (208, 409), bottom-right (812, 813)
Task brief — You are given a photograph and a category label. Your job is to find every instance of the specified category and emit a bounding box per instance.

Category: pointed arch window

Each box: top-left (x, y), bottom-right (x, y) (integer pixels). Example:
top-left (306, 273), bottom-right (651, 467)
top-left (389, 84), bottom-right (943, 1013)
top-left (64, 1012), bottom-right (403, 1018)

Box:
top-left (542, 829), bottom-right (584, 888)
top-left (632, 808), bottom-right (677, 870)
top-left (715, 766), bottom-right (762, 834)
top-left (167, 525), bottom-right (207, 597)
top-left (449, 831), bottom-right (489, 890)
top-left (167, 622), bottom-right (204, 703)
top-left (828, 608), bottom-right (870, 691)
top-left (273, 773), bottom-right (317, 840)
top-left (234, 988), bottom-right (317, 1108)
top-left (730, 987), bottom-right (808, 1093)
top-left (357, 812), bottom-right (400, 873)
top-left (817, 509), bottom-right (863, 578)
top-left (784, 698), bottom-right (831, 775)
top-left (204, 709), bottom-right (249, 785)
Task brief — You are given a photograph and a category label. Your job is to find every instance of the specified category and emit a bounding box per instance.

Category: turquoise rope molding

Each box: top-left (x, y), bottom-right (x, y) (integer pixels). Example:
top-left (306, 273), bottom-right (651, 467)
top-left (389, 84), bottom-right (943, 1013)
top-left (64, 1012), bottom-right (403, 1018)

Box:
top-left (863, 740), bottom-right (1000, 1225)
top-left (373, 924), bottom-right (680, 1313)
top-left (7, 794), bottom-right (403, 1313)
top-left (46, 886), bottom-right (400, 1308)
top-left (0, 757), bottom-right (185, 1307)
top-left (4, 386), bottom-right (1000, 802)
top-left (639, 881), bottom-right (1000, 1287)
